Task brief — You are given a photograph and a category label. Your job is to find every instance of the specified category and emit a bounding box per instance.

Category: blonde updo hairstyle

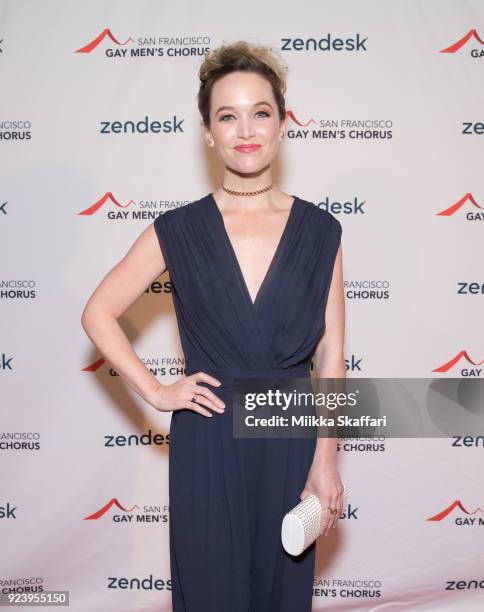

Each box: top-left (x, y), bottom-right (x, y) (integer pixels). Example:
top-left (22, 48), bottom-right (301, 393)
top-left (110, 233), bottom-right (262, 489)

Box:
top-left (197, 40), bottom-right (288, 129)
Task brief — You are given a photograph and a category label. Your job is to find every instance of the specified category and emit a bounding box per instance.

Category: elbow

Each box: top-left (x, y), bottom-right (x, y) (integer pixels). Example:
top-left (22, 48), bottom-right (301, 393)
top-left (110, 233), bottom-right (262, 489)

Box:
top-left (81, 302), bottom-right (97, 334)
top-left (81, 302), bottom-right (114, 336)
top-left (313, 344), bottom-right (345, 377)
top-left (80, 307), bottom-right (91, 334)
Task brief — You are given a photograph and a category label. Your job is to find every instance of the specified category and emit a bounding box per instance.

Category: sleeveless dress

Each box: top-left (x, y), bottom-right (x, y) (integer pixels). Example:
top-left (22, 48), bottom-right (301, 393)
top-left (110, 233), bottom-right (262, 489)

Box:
top-left (153, 192), bottom-right (342, 612)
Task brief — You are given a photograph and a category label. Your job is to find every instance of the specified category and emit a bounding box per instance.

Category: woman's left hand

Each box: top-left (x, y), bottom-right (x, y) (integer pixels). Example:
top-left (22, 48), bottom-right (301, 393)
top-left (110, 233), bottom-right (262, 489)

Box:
top-left (299, 461), bottom-right (344, 537)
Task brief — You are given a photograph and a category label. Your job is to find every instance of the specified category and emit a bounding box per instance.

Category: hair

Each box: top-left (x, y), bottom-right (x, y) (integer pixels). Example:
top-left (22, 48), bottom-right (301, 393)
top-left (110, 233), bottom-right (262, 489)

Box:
top-left (197, 40), bottom-right (288, 128)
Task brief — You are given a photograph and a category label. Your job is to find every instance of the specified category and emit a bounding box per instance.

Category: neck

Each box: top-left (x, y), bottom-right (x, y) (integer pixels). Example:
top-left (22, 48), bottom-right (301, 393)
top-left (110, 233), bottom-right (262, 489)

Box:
top-left (221, 165), bottom-right (273, 193)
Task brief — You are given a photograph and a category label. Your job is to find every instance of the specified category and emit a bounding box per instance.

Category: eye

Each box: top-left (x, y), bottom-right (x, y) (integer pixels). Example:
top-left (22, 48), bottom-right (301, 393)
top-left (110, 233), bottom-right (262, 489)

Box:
top-left (218, 110), bottom-right (271, 122)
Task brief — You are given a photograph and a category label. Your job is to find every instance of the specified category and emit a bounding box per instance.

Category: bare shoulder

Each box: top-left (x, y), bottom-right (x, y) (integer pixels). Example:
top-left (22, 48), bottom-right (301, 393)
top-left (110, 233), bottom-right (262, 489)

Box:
top-left (129, 220), bottom-right (167, 273)
top-left (81, 218), bottom-right (169, 322)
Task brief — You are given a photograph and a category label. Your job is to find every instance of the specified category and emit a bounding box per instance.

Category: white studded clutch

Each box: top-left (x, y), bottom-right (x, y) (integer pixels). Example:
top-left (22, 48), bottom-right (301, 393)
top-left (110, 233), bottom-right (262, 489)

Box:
top-left (281, 481), bottom-right (348, 556)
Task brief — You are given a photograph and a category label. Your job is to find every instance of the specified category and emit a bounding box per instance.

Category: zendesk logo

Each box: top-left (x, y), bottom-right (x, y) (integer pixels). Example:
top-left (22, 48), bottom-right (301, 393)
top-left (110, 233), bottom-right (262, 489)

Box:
top-left (281, 34), bottom-right (368, 52)
top-left (0, 353), bottom-right (13, 370)
top-left (0, 502), bottom-right (17, 518)
top-left (99, 115), bottom-right (184, 134)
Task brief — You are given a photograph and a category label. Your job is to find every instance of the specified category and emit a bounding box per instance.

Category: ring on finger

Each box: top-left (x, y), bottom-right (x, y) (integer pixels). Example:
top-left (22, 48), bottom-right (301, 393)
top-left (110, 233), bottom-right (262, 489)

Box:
top-left (191, 394), bottom-right (198, 403)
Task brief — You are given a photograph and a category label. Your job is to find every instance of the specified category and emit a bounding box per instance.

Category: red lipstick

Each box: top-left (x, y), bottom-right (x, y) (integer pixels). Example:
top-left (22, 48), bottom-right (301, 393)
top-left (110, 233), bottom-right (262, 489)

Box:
top-left (234, 144), bottom-right (261, 153)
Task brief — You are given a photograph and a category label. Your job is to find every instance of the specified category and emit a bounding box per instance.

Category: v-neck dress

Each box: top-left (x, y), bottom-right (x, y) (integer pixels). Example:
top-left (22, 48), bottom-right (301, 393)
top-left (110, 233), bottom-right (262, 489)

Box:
top-left (153, 192), bottom-right (342, 612)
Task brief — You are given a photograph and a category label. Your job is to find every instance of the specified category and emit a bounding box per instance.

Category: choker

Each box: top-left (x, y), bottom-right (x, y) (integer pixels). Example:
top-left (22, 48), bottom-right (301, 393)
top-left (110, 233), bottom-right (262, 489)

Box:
top-left (221, 183), bottom-right (274, 196)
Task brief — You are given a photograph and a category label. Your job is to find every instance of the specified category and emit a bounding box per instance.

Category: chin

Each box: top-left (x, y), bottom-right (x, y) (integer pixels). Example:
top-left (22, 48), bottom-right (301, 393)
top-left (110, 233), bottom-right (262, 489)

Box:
top-left (223, 158), bottom-right (251, 169)
top-left (236, 164), bottom-right (267, 176)
top-left (232, 156), bottom-right (271, 170)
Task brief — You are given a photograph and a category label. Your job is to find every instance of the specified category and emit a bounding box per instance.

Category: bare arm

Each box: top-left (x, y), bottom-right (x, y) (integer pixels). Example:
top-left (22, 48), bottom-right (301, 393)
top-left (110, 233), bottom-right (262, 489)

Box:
top-left (81, 223), bottom-right (168, 409)
top-left (311, 243), bottom-right (346, 465)
top-left (300, 242), bottom-right (346, 536)
top-left (81, 221), bottom-right (225, 416)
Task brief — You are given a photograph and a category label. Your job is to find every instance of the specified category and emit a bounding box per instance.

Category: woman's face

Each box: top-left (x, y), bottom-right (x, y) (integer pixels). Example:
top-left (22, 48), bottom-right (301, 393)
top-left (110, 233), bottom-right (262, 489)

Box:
top-left (203, 71), bottom-right (285, 174)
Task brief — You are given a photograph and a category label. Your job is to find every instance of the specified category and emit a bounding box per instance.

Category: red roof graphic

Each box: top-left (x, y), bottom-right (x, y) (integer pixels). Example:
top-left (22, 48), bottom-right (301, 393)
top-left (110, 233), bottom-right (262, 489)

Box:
top-left (427, 499), bottom-right (483, 521)
top-left (84, 498), bottom-right (140, 520)
top-left (285, 110), bottom-right (317, 127)
top-left (436, 193), bottom-right (483, 216)
top-left (82, 357), bottom-right (105, 373)
top-left (433, 350), bottom-right (484, 373)
top-left (440, 29), bottom-right (484, 53)
top-left (75, 28), bottom-right (134, 54)
top-left (78, 192), bottom-right (136, 216)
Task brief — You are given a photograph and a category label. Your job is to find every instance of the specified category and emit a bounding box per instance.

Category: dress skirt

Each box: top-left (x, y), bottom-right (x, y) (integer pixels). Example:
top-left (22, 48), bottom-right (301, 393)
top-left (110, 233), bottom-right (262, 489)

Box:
top-left (168, 367), bottom-right (317, 612)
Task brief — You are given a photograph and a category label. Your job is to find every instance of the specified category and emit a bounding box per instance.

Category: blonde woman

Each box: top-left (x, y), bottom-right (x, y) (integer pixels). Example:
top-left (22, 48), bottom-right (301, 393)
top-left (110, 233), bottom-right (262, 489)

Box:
top-left (81, 41), bottom-right (345, 611)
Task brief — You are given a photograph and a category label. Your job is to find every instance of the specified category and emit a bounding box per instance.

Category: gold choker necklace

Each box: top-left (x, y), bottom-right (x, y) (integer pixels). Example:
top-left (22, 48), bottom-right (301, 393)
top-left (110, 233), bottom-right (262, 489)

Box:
top-left (222, 183), bottom-right (274, 196)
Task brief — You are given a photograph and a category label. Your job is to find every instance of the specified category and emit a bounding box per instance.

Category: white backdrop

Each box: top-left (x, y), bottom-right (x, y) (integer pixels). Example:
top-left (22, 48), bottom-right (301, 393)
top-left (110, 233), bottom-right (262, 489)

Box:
top-left (1, 0), bottom-right (483, 610)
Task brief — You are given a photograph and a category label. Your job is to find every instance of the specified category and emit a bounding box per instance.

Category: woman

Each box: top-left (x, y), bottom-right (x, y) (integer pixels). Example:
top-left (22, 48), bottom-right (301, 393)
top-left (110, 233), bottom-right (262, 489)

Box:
top-left (81, 41), bottom-right (345, 611)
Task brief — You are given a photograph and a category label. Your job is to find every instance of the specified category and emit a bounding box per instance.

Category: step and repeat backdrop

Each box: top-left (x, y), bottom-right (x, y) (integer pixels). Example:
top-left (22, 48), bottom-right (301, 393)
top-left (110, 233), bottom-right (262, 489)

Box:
top-left (1, 0), bottom-right (483, 610)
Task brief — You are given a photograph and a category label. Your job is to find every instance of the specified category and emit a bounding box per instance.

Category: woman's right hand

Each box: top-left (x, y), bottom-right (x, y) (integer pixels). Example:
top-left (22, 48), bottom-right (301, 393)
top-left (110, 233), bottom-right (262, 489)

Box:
top-left (153, 371), bottom-right (226, 417)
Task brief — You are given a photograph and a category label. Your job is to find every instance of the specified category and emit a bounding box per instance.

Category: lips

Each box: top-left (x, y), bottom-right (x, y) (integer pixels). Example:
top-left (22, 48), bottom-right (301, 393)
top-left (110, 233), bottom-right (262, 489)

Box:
top-left (234, 145), bottom-right (261, 152)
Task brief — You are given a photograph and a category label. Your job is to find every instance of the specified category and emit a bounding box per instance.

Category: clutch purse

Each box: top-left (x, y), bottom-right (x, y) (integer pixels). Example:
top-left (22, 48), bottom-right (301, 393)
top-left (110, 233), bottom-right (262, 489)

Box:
top-left (281, 481), bottom-right (348, 556)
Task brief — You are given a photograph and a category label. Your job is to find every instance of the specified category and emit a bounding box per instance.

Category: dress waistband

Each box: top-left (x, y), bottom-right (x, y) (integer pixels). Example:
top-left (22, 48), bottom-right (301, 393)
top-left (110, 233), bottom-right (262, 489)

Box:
top-left (185, 363), bottom-right (311, 382)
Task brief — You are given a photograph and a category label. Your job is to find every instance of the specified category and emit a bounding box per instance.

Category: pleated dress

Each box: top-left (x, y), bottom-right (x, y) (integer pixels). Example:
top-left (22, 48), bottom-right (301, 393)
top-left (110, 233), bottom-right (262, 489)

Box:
top-left (153, 192), bottom-right (342, 612)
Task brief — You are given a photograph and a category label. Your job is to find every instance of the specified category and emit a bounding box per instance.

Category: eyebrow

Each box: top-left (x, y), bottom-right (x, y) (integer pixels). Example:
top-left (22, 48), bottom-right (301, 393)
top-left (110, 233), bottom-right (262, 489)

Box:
top-left (215, 101), bottom-right (273, 114)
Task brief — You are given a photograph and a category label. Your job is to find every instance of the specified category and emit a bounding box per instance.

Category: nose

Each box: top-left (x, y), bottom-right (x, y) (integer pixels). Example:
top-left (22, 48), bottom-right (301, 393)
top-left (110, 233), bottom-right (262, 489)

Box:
top-left (237, 115), bottom-right (255, 140)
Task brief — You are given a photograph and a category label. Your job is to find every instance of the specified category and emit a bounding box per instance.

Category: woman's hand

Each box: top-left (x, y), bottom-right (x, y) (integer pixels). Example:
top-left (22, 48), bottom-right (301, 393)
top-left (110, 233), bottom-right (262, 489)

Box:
top-left (153, 371), bottom-right (225, 417)
top-left (299, 460), bottom-right (344, 537)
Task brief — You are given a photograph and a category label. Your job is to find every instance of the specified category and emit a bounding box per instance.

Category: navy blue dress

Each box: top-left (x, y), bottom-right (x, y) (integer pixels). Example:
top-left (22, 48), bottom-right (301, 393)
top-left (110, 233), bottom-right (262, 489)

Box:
top-left (153, 192), bottom-right (342, 611)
